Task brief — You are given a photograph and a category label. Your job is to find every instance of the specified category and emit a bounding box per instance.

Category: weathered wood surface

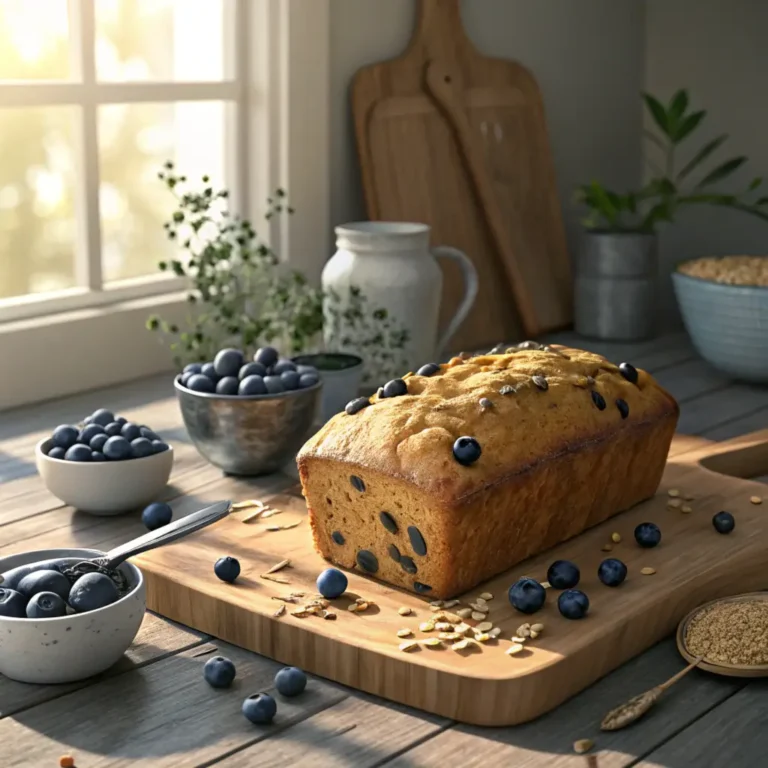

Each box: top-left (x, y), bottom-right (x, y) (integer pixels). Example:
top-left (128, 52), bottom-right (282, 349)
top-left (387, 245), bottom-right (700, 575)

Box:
top-left (1, 330), bottom-right (767, 766)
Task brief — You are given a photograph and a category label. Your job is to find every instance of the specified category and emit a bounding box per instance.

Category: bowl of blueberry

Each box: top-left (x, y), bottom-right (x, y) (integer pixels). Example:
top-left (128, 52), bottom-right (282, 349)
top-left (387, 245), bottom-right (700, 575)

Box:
top-left (36, 408), bottom-right (174, 515)
top-left (0, 547), bottom-right (145, 685)
top-left (175, 345), bottom-right (322, 476)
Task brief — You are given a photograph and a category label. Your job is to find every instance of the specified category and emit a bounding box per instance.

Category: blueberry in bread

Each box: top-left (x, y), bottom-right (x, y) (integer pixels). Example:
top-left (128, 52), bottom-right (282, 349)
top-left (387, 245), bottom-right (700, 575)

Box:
top-left (296, 342), bottom-right (679, 599)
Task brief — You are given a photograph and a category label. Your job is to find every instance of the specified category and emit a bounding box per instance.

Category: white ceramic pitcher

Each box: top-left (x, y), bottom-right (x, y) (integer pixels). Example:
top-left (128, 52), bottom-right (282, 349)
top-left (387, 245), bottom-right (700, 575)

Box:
top-left (322, 222), bottom-right (478, 379)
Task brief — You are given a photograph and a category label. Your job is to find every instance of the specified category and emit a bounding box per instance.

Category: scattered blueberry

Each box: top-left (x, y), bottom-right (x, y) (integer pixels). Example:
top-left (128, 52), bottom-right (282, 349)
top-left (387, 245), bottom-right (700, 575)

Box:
top-left (91, 451), bottom-right (106, 461)
top-left (52, 425), bottom-right (79, 450)
top-left (453, 436), bottom-right (482, 466)
top-left (216, 376), bottom-right (240, 395)
top-left (713, 511), bottom-right (735, 534)
top-left (416, 363), bottom-right (440, 377)
top-left (104, 435), bottom-right (131, 461)
top-left (104, 421), bottom-right (123, 437)
top-left (183, 363), bottom-right (203, 376)
top-left (26, 591), bottom-right (68, 619)
top-left (619, 362), bottom-right (639, 384)
top-left (598, 558), bottom-right (628, 587)
top-left (254, 346), bottom-right (279, 368)
top-left (48, 446), bottom-right (66, 460)
top-left (64, 444), bottom-right (92, 462)
top-left (187, 373), bottom-right (216, 393)
top-left (203, 656), bottom-right (237, 688)
top-left (272, 360), bottom-right (297, 375)
top-left (239, 375), bottom-right (267, 396)
top-left (280, 371), bottom-right (300, 390)
top-left (214, 348), bottom-right (245, 378)
top-left (316, 568), bottom-right (347, 599)
top-left (298, 373), bottom-right (319, 389)
top-left (275, 666), bottom-right (307, 697)
top-left (0, 588), bottom-right (27, 617)
top-left (558, 589), bottom-right (590, 620)
top-left (139, 426), bottom-right (159, 441)
top-left (151, 440), bottom-right (170, 454)
top-left (242, 693), bottom-right (277, 725)
top-left (382, 379), bottom-right (408, 398)
top-left (17, 569), bottom-right (71, 600)
top-left (345, 397), bottom-right (370, 415)
top-left (239, 362), bottom-right (267, 379)
top-left (142, 502), bottom-right (173, 530)
top-left (89, 433), bottom-right (109, 453)
top-left (69, 573), bottom-right (119, 612)
top-left (634, 522), bottom-right (661, 548)
top-left (201, 362), bottom-right (220, 383)
top-left (214, 556), bottom-right (241, 583)
top-left (508, 577), bottom-right (546, 614)
top-left (121, 422), bottom-right (141, 442)
top-left (546, 560), bottom-right (580, 590)
top-left (90, 408), bottom-right (115, 427)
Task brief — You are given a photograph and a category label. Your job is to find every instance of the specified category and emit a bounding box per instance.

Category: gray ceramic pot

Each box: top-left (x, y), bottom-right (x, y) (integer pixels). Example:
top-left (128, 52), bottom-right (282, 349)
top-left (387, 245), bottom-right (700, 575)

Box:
top-left (575, 231), bottom-right (658, 341)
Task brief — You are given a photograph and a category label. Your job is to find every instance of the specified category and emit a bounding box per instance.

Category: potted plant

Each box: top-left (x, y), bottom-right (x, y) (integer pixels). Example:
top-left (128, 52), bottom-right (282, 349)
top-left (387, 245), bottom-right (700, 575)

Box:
top-left (574, 89), bottom-right (768, 341)
top-left (146, 163), bottom-right (409, 417)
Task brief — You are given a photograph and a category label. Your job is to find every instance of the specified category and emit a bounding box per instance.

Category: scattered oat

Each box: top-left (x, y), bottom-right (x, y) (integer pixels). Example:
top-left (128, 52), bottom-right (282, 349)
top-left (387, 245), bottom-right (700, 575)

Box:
top-left (667, 498), bottom-right (682, 509)
top-left (471, 611), bottom-right (487, 621)
top-left (439, 632), bottom-right (461, 641)
top-left (399, 640), bottom-right (419, 652)
top-left (242, 508), bottom-right (266, 523)
top-left (474, 633), bottom-right (491, 643)
top-left (398, 606), bottom-right (412, 616)
top-left (506, 643), bottom-right (525, 656)
top-left (443, 599), bottom-right (460, 609)
top-left (479, 592), bottom-right (494, 601)
top-left (516, 623), bottom-right (532, 637)
top-left (423, 638), bottom-right (443, 648)
top-left (469, 602), bottom-right (488, 613)
top-left (419, 621), bottom-right (436, 632)
top-left (611, 532), bottom-right (622, 543)
top-left (573, 739), bottom-right (594, 754)
top-left (323, 611), bottom-right (337, 620)
top-left (435, 622), bottom-right (454, 632)
top-left (454, 623), bottom-right (472, 635)
top-left (433, 610), bottom-right (462, 623)
top-left (272, 595), bottom-right (299, 604)
top-left (530, 630), bottom-right (540, 640)
top-left (430, 600), bottom-right (444, 608)
top-left (489, 627), bottom-right (502, 638)
top-left (348, 601), bottom-right (369, 612)
top-left (260, 508), bottom-right (282, 518)
top-left (267, 520), bottom-right (302, 532)
top-left (397, 628), bottom-right (413, 638)
top-left (602, 543), bottom-right (614, 552)
top-left (452, 639), bottom-right (471, 651)
top-left (261, 574), bottom-right (291, 584)
top-left (263, 559), bottom-right (291, 575)
top-left (511, 636), bottom-right (528, 644)
top-left (541, 581), bottom-right (551, 589)
top-left (668, 488), bottom-right (680, 498)
top-left (476, 621), bottom-right (493, 633)
top-left (291, 609), bottom-right (310, 617)
top-left (531, 623), bottom-right (544, 633)
top-left (681, 504), bottom-right (693, 514)
top-left (233, 499), bottom-right (264, 511)
top-left (751, 496), bottom-right (763, 505)
top-left (456, 607), bottom-right (472, 619)
top-left (273, 604), bottom-right (286, 618)
top-left (641, 567), bottom-right (656, 575)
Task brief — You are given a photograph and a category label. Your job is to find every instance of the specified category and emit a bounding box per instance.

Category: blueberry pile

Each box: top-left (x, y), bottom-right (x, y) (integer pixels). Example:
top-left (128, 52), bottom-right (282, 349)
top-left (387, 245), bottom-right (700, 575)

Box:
top-left (0, 564), bottom-right (120, 619)
top-left (43, 408), bottom-right (169, 462)
top-left (179, 346), bottom-right (320, 397)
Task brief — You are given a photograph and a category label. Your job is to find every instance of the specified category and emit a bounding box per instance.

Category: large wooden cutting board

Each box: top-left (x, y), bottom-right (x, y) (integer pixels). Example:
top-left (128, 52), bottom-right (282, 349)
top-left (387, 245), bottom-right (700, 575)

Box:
top-left (352, 0), bottom-right (571, 351)
top-left (135, 430), bottom-right (768, 726)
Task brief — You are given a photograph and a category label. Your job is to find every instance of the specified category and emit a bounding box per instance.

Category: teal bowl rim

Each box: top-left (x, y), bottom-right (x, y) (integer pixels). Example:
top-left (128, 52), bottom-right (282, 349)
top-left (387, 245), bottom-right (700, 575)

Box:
top-left (174, 374), bottom-right (322, 401)
top-left (673, 257), bottom-right (768, 294)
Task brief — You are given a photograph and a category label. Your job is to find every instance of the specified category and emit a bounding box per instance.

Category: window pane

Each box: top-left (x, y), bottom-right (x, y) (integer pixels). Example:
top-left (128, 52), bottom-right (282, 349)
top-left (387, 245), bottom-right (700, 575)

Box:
top-left (99, 101), bottom-right (227, 283)
top-left (0, 107), bottom-right (78, 300)
top-left (0, 0), bottom-right (70, 80)
top-left (95, 0), bottom-right (227, 82)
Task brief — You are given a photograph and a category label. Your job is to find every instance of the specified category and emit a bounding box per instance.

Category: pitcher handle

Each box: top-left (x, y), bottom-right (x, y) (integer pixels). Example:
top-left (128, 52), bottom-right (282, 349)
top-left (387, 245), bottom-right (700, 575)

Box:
top-left (432, 246), bottom-right (479, 358)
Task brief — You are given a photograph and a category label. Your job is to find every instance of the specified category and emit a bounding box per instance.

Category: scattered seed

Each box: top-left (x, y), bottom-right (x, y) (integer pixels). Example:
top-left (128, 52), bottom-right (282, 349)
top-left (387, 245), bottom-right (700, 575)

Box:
top-left (423, 638), bottom-right (443, 648)
top-left (442, 599), bottom-right (460, 609)
top-left (397, 628), bottom-right (413, 638)
top-left (291, 609), bottom-right (309, 617)
top-left (489, 627), bottom-right (502, 638)
top-left (681, 504), bottom-right (693, 514)
top-left (323, 611), bottom-right (337, 620)
top-left (398, 606), bottom-right (412, 616)
top-left (684, 494), bottom-right (694, 501)
top-left (454, 623), bottom-right (472, 635)
top-left (399, 640), bottom-right (419, 652)
top-left (470, 602), bottom-right (488, 613)
top-left (420, 621), bottom-right (436, 632)
top-left (474, 633), bottom-right (491, 643)
top-left (476, 621), bottom-right (493, 632)
top-left (439, 632), bottom-right (461, 641)
top-left (452, 639), bottom-right (471, 651)
top-left (667, 498), bottom-right (682, 509)
top-left (516, 623), bottom-right (532, 637)
top-left (479, 592), bottom-right (494, 601)
top-left (433, 610), bottom-right (462, 623)
top-left (242, 508), bottom-right (265, 523)
top-left (471, 611), bottom-right (487, 621)
top-left (430, 600), bottom-right (444, 608)
top-left (602, 543), bottom-right (613, 552)
top-left (751, 496), bottom-right (763, 505)
top-left (474, 596), bottom-right (488, 605)
top-left (573, 739), bottom-right (594, 754)
top-left (233, 499), bottom-right (264, 511)
top-left (641, 567), bottom-right (656, 575)
top-left (668, 489), bottom-right (680, 498)
top-left (271, 595), bottom-right (299, 604)
top-left (434, 622), bottom-right (454, 632)
top-left (263, 559), bottom-right (291, 575)
top-left (267, 520), bottom-right (302, 532)
top-left (531, 623), bottom-right (544, 633)
top-left (506, 643), bottom-right (525, 656)
top-left (511, 636), bottom-right (528, 644)
top-left (456, 607), bottom-right (472, 619)
top-left (260, 508), bottom-right (282, 518)
top-left (611, 532), bottom-right (621, 543)
top-left (541, 581), bottom-right (551, 589)
top-left (273, 604), bottom-right (286, 618)
top-left (349, 601), bottom-right (369, 612)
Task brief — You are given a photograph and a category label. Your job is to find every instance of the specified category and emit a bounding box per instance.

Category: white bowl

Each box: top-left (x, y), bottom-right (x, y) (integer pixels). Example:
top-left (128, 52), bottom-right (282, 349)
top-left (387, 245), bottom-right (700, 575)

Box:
top-left (36, 438), bottom-right (174, 515)
top-left (0, 548), bottom-right (146, 684)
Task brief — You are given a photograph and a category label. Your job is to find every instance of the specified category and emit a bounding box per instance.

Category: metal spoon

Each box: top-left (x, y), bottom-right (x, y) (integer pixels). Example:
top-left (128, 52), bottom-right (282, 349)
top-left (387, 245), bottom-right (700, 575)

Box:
top-left (1, 500), bottom-right (232, 592)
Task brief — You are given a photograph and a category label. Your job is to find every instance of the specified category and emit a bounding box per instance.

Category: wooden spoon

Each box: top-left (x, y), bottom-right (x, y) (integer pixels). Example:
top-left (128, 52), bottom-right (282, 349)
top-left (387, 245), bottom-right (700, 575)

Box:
top-left (600, 658), bottom-right (703, 731)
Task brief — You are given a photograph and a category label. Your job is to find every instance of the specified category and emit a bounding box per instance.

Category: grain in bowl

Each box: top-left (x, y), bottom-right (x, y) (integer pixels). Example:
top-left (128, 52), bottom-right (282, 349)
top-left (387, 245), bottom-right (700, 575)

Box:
top-left (677, 255), bottom-right (768, 286)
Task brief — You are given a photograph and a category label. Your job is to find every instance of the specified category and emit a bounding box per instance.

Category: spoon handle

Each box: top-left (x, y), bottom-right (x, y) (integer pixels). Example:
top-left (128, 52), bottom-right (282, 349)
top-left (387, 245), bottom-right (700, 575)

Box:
top-left (101, 500), bottom-right (232, 569)
top-left (657, 657), bottom-right (703, 692)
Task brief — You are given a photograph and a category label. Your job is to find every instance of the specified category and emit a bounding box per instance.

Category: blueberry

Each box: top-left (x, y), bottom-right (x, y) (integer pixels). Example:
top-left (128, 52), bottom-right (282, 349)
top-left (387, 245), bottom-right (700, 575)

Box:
top-left (382, 378), bottom-right (408, 398)
top-left (242, 693), bottom-right (277, 725)
top-left (598, 558), bottom-right (628, 587)
top-left (216, 376), bottom-right (240, 395)
top-left (103, 435), bottom-right (131, 461)
top-left (619, 362), bottom-right (639, 384)
top-left (508, 577), bottom-right (546, 614)
top-left (201, 362), bottom-right (220, 383)
top-left (68, 572), bottom-right (119, 612)
top-left (90, 433), bottom-right (109, 452)
top-left (187, 373), bottom-right (216, 393)
top-left (214, 348), bottom-right (245, 378)
top-left (274, 666), bottom-right (307, 697)
top-left (713, 511), bottom-right (735, 534)
top-left (316, 568), bottom-right (348, 599)
top-left (17, 569), bottom-right (71, 600)
top-left (183, 363), bottom-right (203, 376)
top-left (52, 425), bottom-right (79, 450)
top-left (452, 436), bottom-right (482, 466)
top-left (272, 359), bottom-right (297, 375)
top-left (89, 408), bottom-right (115, 427)
top-left (239, 375), bottom-right (267, 396)
top-left (78, 424), bottom-right (105, 445)
top-left (26, 591), bottom-right (68, 619)
top-left (64, 444), bottom-right (92, 462)
top-left (48, 446), bottom-right (66, 460)
top-left (239, 362), bottom-right (267, 380)
top-left (91, 451), bottom-right (106, 462)
top-left (214, 556), bottom-right (241, 583)
top-left (0, 560), bottom-right (66, 591)
top-left (180, 372), bottom-right (194, 388)
top-left (280, 371), bottom-right (300, 391)
top-left (345, 397), bottom-right (370, 415)
top-left (203, 655), bottom-right (237, 688)
top-left (634, 522), bottom-right (661, 548)
top-left (263, 375), bottom-right (285, 394)
top-left (151, 440), bottom-right (170, 454)
top-left (417, 363), bottom-right (440, 377)
top-left (546, 560), bottom-right (580, 590)
top-left (298, 373), bottom-right (319, 389)
top-left (296, 365), bottom-right (318, 377)
top-left (142, 502), bottom-right (173, 530)
top-left (558, 589), bottom-right (590, 620)
top-left (115, 416), bottom-right (127, 426)
top-left (120, 422), bottom-right (141, 442)
top-left (128, 437), bottom-right (153, 459)
top-left (254, 346), bottom-right (279, 368)
top-left (139, 426), bottom-right (159, 441)
top-left (104, 421), bottom-right (123, 437)
top-left (0, 588), bottom-right (27, 617)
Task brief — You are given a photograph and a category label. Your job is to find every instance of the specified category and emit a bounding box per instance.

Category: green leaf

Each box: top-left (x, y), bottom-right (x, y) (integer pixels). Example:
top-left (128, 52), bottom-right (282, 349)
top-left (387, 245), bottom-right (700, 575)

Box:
top-left (757, 196), bottom-right (768, 206)
top-left (696, 156), bottom-right (747, 188)
top-left (643, 93), bottom-right (670, 137)
top-left (749, 177), bottom-right (762, 190)
top-left (672, 110), bottom-right (706, 144)
top-left (668, 89), bottom-right (689, 124)
top-left (677, 134), bottom-right (728, 180)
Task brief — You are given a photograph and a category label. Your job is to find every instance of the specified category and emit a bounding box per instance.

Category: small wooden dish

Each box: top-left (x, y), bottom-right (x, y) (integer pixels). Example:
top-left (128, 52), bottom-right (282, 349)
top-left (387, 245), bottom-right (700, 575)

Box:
top-left (676, 592), bottom-right (768, 678)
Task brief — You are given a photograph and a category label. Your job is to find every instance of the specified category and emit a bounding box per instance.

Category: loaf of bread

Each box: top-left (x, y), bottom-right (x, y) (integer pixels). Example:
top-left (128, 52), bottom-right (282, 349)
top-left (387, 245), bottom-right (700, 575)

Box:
top-left (297, 342), bottom-right (679, 599)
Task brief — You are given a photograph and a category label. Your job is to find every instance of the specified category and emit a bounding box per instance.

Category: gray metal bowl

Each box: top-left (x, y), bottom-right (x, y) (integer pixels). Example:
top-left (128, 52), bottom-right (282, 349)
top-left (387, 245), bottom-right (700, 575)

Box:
top-left (673, 266), bottom-right (768, 382)
top-left (174, 376), bottom-right (322, 476)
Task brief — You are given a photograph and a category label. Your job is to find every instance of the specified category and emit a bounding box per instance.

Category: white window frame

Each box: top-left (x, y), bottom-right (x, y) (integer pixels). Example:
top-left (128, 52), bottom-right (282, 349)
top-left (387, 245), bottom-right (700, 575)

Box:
top-left (0, 0), bottom-right (330, 410)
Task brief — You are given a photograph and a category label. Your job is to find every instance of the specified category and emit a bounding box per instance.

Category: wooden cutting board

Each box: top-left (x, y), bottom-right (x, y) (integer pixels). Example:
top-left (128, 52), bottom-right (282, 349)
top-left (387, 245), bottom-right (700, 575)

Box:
top-left (351, 0), bottom-right (572, 351)
top-left (135, 430), bottom-right (768, 726)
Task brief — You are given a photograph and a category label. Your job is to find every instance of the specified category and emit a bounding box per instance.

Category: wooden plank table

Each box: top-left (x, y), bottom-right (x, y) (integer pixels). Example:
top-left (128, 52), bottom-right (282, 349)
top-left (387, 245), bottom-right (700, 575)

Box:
top-left (2, 330), bottom-right (767, 767)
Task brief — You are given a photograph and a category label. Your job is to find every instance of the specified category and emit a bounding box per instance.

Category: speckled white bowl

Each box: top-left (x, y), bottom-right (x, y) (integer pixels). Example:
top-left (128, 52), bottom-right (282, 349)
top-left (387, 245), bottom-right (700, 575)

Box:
top-left (36, 438), bottom-right (174, 515)
top-left (0, 548), bottom-right (146, 684)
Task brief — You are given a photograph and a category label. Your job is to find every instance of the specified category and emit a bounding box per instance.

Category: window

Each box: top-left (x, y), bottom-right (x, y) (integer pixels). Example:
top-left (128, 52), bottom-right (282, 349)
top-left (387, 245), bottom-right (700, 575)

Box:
top-left (0, 0), bottom-right (329, 409)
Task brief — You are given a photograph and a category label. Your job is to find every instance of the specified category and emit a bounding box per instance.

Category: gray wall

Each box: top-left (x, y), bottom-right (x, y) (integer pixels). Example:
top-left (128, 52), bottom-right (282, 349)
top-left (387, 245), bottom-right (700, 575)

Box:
top-left (646, 0), bottom-right (768, 325)
top-left (329, 0), bottom-right (646, 256)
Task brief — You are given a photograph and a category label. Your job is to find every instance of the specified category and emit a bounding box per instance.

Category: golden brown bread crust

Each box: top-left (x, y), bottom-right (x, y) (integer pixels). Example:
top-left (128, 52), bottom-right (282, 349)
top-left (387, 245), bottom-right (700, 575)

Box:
top-left (297, 343), bottom-right (679, 598)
